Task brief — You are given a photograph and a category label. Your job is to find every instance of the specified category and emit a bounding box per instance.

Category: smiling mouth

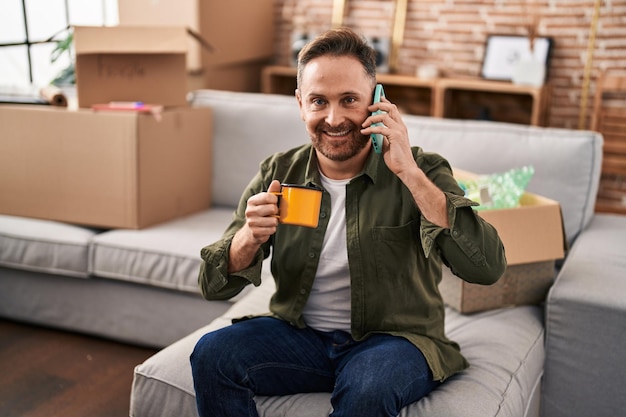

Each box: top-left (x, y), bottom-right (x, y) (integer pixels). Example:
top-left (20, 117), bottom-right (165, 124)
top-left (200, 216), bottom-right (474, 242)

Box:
top-left (325, 129), bottom-right (350, 137)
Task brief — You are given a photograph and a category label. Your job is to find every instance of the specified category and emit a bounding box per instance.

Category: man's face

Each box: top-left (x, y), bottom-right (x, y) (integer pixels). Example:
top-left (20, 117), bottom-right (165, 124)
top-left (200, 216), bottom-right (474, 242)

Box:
top-left (296, 55), bottom-right (375, 162)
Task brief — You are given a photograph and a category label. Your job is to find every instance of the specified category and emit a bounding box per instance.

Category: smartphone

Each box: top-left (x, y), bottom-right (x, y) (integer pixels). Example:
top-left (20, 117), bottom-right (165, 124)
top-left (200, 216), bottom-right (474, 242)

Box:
top-left (370, 84), bottom-right (385, 154)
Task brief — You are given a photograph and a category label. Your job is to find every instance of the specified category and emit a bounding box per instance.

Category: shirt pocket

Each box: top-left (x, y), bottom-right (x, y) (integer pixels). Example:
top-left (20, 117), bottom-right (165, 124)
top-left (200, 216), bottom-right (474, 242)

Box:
top-left (371, 220), bottom-right (421, 279)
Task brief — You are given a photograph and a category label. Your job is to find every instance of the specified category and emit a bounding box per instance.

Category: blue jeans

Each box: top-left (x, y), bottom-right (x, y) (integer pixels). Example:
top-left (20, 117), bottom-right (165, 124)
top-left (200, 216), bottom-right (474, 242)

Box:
top-left (190, 317), bottom-right (440, 417)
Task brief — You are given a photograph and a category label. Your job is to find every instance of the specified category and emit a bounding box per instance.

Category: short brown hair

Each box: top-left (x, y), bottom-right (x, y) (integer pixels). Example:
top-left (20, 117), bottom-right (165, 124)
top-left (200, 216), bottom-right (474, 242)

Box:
top-left (296, 27), bottom-right (377, 88)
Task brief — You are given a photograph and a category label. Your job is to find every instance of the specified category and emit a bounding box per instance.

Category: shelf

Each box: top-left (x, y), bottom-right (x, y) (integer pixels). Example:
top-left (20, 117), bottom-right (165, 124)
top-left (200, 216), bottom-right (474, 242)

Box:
top-left (261, 65), bottom-right (550, 126)
top-left (433, 78), bottom-right (551, 126)
top-left (262, 66), bottom-right (436, 116)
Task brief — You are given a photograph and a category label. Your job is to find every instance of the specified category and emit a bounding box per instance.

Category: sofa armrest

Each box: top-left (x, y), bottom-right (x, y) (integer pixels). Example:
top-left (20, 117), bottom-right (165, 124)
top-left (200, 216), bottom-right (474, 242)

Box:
top-left (541, 213), bottom-right (626, 417)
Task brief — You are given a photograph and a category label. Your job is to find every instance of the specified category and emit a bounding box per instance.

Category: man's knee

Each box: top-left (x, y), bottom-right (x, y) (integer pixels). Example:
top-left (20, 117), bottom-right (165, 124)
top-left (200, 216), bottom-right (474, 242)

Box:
top-left (190, 329), bottom-right (237, 375)
top-left (190, 332), bottom-right (217, 372)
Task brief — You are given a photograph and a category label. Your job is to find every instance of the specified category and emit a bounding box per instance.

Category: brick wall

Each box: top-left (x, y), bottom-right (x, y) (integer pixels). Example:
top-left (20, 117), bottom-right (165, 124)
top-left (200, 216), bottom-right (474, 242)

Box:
top-left (272, 0), bottom-right (626, 129)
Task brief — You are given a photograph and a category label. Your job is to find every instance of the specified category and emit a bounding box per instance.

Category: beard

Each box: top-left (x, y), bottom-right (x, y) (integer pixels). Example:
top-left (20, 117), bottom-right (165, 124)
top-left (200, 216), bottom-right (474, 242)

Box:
top-left (310, 121), bottom-right (370, 162)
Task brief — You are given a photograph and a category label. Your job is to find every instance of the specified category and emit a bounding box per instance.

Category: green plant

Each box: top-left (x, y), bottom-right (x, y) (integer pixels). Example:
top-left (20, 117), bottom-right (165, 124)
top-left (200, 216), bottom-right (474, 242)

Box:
top-left (49, 31), bottom-right (74, 86)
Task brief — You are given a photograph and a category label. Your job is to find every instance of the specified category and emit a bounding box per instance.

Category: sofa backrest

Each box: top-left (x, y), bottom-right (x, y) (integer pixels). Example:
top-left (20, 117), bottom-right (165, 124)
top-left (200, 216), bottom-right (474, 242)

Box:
top-left (402, 116), bottom-right (603, 244)
top-left (190, 90), bottom-right (306, 209)
top-left (190, 89), bottom-right (603, 245)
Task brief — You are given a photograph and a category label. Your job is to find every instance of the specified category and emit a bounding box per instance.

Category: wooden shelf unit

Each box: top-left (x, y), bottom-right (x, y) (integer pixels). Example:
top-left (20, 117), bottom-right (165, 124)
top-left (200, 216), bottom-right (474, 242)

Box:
top-left (262, 66), bottom-right (550, 126)
top-left (433, 78), bottom-right (551, 126)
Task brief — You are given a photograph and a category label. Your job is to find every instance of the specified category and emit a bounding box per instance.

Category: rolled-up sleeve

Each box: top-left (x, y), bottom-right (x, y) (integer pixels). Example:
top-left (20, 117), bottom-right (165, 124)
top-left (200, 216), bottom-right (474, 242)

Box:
top-left (197, 168), bottom-right (272, 300)
top-left (421, 192), bottom-right (506, 285)
top-left (198, 234), bottom-right (265, 300)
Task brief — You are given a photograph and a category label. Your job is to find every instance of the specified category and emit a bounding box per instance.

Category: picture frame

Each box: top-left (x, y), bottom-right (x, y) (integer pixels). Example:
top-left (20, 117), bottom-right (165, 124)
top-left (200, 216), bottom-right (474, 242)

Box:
top-left (481, 35), bottom-right (554, 81)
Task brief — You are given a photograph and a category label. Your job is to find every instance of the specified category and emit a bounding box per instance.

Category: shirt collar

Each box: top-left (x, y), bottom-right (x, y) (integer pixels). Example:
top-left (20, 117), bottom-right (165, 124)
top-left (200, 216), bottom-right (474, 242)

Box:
top-left (304, 145), bottom-right (382, 187)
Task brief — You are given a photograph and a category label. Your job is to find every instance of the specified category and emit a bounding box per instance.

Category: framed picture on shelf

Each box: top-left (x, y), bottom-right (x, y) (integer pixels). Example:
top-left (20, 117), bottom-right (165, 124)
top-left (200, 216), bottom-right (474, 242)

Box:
top-left (481, 35), bottom-right (554, 82)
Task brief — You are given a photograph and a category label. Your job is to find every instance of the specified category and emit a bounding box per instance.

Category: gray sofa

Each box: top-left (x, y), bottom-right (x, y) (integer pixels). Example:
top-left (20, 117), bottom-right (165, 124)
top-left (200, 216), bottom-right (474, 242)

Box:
top-left (1, 89), bottom-right (624, 417)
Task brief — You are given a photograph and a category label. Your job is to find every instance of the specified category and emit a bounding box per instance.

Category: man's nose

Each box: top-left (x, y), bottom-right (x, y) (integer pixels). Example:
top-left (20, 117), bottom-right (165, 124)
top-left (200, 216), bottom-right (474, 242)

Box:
top-left (325, 104), bottom-right (345, 126)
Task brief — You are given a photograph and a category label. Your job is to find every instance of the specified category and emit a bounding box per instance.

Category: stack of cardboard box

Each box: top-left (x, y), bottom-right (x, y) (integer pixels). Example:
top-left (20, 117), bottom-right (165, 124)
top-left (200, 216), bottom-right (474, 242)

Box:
top-left (0, 26), bottom-right (214, 229)
top-left (117, 0), bottom-right (276, 93)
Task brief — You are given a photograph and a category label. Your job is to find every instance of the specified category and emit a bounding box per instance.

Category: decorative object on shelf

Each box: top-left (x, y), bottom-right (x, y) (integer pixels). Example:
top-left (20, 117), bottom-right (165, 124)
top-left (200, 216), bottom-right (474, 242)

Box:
top-left (510, 0), bottom-right (547, 87)
top-left (367, 36), bottom-right (391, 74)
top-left (578, 0), bottom-right (602, 130)
top-left (329, 0), bottom-right (399, 74)
top-left (290, 32), bottom-right (310, 67)
top-left (416, 64), bottom-right (439, 80)
top-left (331, 0), bottom-right (348, 28)
top-left (389, 0), bottom-right (408, 73)
top-left (481, 35), bottom-right (553, 86)
top-left (512, 54), bottom-right (546, 87)
top-left (283, 0), bottom-right (316, 68)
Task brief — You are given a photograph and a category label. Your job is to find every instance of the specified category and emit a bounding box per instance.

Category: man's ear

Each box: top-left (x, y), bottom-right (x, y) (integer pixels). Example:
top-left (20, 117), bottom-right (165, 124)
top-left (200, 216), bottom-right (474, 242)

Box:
top-left (295, 89), bottom-right (305, 121)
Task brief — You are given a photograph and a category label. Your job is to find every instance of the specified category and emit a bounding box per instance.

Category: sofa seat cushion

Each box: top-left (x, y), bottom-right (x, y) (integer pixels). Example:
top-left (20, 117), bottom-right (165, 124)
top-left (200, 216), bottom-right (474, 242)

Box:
top-left (90, 208), bottom-right (235, 293)
top-left (0, 214), bottom-right (96, 278)
top-left (131, 277), bottom-right (545, 417)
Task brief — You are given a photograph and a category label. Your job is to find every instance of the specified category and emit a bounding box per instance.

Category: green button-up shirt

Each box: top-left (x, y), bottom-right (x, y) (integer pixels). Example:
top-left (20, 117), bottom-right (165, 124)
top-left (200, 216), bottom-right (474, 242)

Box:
top-left (199, 144), bottom-right (506, 382)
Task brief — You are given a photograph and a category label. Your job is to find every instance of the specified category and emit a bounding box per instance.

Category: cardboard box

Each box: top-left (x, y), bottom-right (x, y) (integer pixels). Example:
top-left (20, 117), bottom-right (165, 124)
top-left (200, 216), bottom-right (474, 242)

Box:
top-left (198, 0), bottom-right (275, 67)
top-left (73, 25), bottom-right (189, 108)
top-left (199, 0), bottom-right (275, 92)
top-left (118, 0), bottom-right (203, 71)
top-left (0, 105), bottom-right (212, 229)
top-left (118, 0), bottom-right (275, 70)
top-left (203, 59), bottom-right (272, 93)
top-left (439, 170), bottom-right (566, 313)
top-left (441, 261), bottom-right (556, 313)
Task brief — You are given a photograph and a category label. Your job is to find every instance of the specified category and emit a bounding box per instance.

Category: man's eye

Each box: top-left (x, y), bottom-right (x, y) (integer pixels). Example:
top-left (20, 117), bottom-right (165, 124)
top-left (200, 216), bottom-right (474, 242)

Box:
top-left (344, 97), bottom-right (356, 104)
top-left (313, 98), bottom-right (326, 106)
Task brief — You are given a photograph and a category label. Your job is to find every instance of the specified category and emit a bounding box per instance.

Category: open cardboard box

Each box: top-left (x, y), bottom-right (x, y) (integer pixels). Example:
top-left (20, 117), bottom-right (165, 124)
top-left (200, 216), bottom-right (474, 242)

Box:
top-left (0, 105), bottom-right (212, 229)
top-left (198, 0), bottom-right (275, 91)
top-left (73, 25), bottom-right (192, 108)
top-left (439, 169), bottom-right (566, 313)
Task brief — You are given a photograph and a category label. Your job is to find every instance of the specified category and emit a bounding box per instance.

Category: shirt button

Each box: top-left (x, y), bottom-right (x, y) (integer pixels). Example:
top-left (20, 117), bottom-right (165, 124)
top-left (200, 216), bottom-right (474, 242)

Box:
top-left (452, 230), bottom-right (459, 237)
top-left (300, 288), bottom-right (307, 295)
top-left (308, 252), bottom-right (315, 258)
top-left (320, 212), bottom-right (327, 218)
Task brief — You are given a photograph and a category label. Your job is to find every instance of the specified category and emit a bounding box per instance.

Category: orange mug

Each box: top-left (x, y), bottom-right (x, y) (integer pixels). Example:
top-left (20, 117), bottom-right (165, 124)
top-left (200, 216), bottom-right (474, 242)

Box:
top-left (271, 184), bottom-right (322, 228)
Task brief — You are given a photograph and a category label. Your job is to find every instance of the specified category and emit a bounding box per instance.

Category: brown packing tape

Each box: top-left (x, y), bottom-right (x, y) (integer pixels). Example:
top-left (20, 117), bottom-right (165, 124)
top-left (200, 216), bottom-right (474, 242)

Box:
top-left (40, 86), bottom-right (68, 107)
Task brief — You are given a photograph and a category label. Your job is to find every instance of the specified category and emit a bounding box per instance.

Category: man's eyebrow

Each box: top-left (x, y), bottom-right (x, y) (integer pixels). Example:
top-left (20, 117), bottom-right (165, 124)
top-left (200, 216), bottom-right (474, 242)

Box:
top-left (306, 90), bottom-right (362, 98)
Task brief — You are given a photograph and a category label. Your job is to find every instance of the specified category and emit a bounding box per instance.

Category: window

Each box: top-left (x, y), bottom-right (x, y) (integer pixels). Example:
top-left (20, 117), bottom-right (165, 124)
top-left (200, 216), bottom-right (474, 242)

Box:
top-left (0, 0), bottom-right (118, 91)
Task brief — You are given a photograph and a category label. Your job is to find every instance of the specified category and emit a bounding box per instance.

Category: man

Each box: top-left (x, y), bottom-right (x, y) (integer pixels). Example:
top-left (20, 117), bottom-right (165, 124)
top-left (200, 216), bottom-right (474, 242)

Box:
top-left (190, 28), bottom-right (506, 417)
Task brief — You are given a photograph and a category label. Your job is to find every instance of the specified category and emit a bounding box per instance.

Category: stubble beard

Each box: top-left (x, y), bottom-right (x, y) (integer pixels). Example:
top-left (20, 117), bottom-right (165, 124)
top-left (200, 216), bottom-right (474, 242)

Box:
top-left (311, 121), bottom-right (370, 162)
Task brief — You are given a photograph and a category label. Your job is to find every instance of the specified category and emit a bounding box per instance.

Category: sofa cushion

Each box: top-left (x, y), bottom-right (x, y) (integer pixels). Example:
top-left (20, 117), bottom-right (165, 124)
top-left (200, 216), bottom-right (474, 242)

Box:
top-left (90, 208), bottom-right (235, 293)
top-left (131, 277), bottom-right (544, 417)
top-left (189, 90), bottom-right (305, 208)
top-left (0, 214), bottom-right (96, 278)
top-left (403, 117), bottom-right (602, 245)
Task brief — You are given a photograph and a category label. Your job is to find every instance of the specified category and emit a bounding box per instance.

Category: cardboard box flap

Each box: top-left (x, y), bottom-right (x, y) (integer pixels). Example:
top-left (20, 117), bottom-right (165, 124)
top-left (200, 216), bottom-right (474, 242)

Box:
top-left (74, 25), bottom-right (188, 54)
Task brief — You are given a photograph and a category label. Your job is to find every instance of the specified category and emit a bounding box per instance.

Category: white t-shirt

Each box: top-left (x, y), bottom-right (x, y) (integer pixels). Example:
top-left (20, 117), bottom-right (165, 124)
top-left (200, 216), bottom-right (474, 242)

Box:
top-left (301, 173), bottom-right (352, 333)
